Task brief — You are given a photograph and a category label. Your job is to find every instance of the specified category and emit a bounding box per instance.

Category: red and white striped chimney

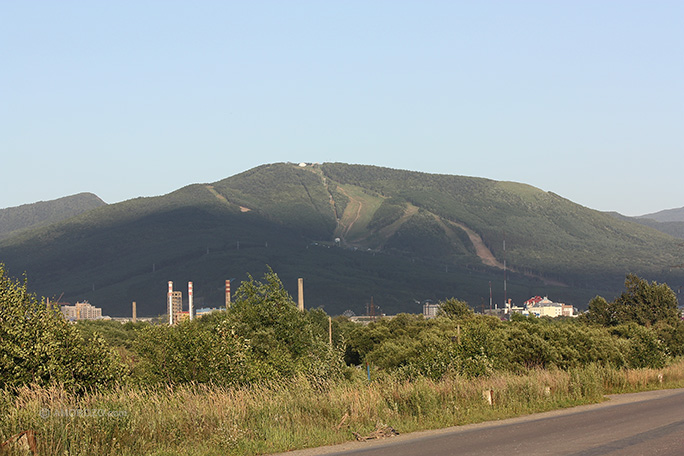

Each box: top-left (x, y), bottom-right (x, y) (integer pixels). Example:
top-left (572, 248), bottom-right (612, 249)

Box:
top-left (225, 279), bottom-right (231, 309)
top-left (167, 281), bottom-right (173, 325)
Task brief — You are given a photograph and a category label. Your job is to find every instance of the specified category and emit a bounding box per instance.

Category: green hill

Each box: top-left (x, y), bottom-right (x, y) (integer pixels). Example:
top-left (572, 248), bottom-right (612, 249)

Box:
top-left (640, 206), bottom-right (684, 223)
top-left (0, 193), bottom-right (105, 239)
top-left (0, 163), bottom-right (682, 317)
top-left (608, 211), bottom-right (684, 240)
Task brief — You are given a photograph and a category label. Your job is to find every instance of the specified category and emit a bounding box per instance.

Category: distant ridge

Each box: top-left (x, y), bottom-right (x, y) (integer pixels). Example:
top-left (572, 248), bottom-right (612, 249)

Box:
top-left (1, 163), bottom-right (682, 317)
top-left (639, 206), bottom-right (684, 223)
top-left (0, 193), bottom-right (106, 239)
top-left (607, 209), bottom-right (684, 240)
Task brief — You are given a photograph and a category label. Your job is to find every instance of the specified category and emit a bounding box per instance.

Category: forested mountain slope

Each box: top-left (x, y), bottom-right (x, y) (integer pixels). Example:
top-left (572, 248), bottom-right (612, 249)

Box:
top-left (0, 193), bottom-right (105, 239)
top-left (1, 163), bottom-right (681, 316)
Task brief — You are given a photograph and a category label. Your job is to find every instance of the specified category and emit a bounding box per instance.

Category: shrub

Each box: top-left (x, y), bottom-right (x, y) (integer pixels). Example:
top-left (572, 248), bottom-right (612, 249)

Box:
top-left (132, 269), bottom-right (344, 386)
top-left (0, 264), bottom-right (124, 391)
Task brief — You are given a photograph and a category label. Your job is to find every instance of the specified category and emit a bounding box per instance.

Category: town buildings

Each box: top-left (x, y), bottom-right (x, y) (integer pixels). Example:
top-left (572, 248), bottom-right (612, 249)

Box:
top-left (423, 301), bottom-right (441, 319)
top-left (60, 301), bottom-right (103, 321)
top-left (524, 296), bottom-right (576, 318)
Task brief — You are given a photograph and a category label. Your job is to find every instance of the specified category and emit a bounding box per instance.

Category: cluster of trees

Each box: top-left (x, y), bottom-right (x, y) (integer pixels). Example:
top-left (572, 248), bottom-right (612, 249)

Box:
top-left (1, 262), bottom-right (682, 392)
top-left (586, 274), bottom-right (681, 327)
top-left (0, 265), bottom-right (124, 391)
top-left (132, 271), bottom-right (343, 385)
top-left (0, 265), bottom-right (342, 390)
top-left (340, 277), bottom-right (683, 378)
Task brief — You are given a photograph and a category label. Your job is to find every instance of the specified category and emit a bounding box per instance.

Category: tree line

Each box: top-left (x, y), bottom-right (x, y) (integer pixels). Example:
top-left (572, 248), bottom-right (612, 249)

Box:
top-left (1, 263), bottom-right (682, 392)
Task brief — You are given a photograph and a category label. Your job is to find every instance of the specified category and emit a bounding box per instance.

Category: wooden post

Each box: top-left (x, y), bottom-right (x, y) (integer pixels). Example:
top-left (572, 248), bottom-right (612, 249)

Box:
top-left (483, 389), bottom-right (494, 405)
top-left (329, 316), bottom-right (332, 346)
top-left (132, 301), bottom-right (137, 323)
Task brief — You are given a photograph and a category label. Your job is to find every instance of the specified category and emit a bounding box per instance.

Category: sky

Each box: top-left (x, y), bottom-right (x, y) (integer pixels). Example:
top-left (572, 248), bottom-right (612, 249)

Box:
top-left (1, 1), bottom-right (682, 216)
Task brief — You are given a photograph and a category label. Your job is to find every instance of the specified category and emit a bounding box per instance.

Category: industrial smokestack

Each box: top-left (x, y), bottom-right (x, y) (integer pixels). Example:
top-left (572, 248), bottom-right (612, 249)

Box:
top-left (225, 280), bottom-right (231, 310)
top-left (298, 278), bottom-right (304, 311)
top-left (168, 281), bottom-right (173, 325)
top-left (188, 282), bottom-right (194, 321)
top-left (132, 301), bottom-right (137, 323)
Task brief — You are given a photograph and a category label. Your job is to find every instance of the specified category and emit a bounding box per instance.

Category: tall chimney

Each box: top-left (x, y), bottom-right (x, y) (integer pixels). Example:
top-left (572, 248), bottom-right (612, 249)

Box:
top-left (298, 278), bottom-right (304, 311)
top-left (188, 282), bottom-right (194, 320)
top-left (225, 280), bottom-right (231, 309)
top-left (132, 301), bottom-right (137, 323)
top-left (168, 281), bottom-right (173, 325)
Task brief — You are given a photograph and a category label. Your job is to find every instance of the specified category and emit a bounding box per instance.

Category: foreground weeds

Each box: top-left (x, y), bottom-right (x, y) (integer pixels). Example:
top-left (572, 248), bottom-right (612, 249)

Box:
top-left (3, 361), bottom-right (684, 456)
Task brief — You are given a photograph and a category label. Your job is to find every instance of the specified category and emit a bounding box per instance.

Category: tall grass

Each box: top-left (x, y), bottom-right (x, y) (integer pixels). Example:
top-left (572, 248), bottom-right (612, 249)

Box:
top-left (3, 361), bottom-right (684, 456)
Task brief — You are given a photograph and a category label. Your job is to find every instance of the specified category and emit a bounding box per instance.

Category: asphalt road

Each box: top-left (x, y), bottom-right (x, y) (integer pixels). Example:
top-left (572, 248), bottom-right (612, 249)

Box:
top-left (272, 388), bottom-right (684, 456)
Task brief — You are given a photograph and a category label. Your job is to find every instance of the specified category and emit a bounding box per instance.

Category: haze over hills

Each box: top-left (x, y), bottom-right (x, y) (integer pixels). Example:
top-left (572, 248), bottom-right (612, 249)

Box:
top-left (0, 163), bottom-right (682, 317)
top-left (0, 193), bottom-right (106, 240)
top-left (607, 207), bottom-right (684, 240)
top-left (640, 207), bottom-right (684, 223)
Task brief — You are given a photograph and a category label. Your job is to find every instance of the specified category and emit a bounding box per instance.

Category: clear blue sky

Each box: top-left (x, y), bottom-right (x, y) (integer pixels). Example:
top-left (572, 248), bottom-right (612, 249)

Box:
top-left (2, 1), bottom-right (682, 216)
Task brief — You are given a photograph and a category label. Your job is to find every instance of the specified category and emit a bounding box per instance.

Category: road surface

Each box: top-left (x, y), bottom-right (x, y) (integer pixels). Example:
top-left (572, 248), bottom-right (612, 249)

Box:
top-left (272, 388), bottom-right (684, 456)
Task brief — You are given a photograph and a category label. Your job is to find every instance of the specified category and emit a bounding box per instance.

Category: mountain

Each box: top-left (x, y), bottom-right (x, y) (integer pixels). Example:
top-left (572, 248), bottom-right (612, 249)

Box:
top-left (1, 163), bottom-right (682, 317)
top-left (640, 207), bottom-right (684, 223)
top-left (608, 210), bottom-right (684, 240)
top-left (0, 193), bottom-right (106, 240)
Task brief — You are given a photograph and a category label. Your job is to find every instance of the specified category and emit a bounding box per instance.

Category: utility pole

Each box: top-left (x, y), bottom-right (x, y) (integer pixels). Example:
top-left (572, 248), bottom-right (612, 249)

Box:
top-left (503, 233), bottom-right (507, 308)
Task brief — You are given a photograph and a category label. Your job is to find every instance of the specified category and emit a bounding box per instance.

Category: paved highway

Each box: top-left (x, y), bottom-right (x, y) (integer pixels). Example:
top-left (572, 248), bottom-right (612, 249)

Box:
top-left (273, 388), bottom-right (684, 456)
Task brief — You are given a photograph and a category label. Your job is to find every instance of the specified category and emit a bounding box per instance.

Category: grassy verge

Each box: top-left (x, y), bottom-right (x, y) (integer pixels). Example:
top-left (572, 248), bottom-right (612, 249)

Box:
top-left (3, 361), bottom-right (684, 456)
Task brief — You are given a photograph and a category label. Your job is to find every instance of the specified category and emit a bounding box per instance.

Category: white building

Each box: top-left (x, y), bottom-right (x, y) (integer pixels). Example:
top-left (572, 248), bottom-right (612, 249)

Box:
top-left (423, 301), bottom-right (441, 319)
top-left (61, 301), bottom-right (103, 321)
top-left (526, 297), bottom-right (575, 318)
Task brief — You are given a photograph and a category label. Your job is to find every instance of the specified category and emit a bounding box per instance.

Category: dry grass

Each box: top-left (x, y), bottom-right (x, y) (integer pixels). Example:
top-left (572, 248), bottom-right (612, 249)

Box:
top-left (3, 360), bottom-right (684, 456)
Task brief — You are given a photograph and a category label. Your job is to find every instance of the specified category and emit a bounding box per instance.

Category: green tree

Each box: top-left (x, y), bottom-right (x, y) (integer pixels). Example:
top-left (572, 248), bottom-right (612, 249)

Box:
top-left (132, 317), bottom-right (253, 385)
top-left (586, 296), bottom-right (616, 326)
top-left (0, 264), bottom-right (124, 391)
top-left (438, 298), bottom-right (473, 320)
top-left (586, 275), bottom-right (680, 327)
top-left (134, 269), bottom-right (344, 385)
top-left (613, 274), bottom-right (680, 326)
top-left (229, 269), bottom-right (343, 380)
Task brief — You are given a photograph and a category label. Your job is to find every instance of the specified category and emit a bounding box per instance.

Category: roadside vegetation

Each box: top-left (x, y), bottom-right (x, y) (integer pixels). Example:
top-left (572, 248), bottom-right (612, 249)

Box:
top-left (1, 263), bottom-right (683, 455)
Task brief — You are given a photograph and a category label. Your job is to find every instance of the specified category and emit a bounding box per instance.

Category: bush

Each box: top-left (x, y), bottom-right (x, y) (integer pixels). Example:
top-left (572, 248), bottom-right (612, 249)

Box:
top-left (0, 264), bottom-right (124, 391)
top-left (132, 269), bottom-right (344, 385)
